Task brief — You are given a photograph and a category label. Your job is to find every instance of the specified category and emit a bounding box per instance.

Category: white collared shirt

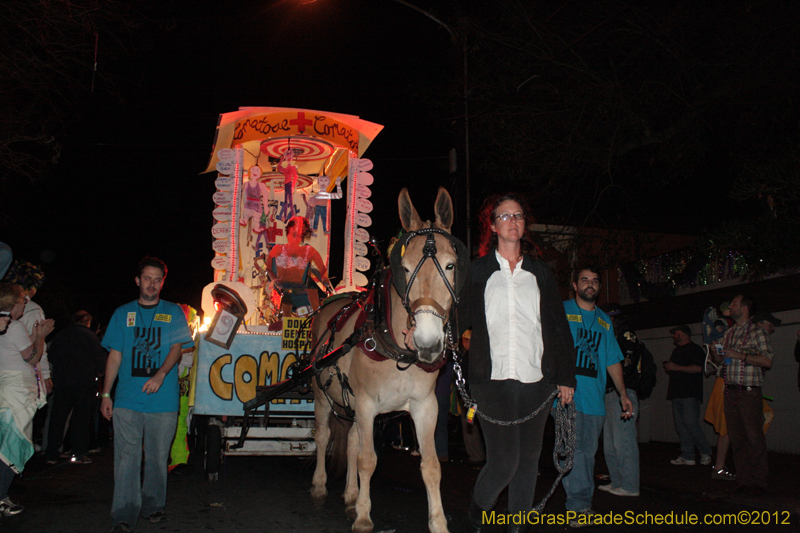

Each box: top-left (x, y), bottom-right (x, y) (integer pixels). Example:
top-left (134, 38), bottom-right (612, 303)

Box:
top-left (484, 250), bottom-right (544, 382)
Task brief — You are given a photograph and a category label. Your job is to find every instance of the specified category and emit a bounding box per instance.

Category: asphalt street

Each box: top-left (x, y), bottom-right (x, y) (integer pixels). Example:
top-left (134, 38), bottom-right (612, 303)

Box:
top-left (3, 432), bottom-right (800, 532)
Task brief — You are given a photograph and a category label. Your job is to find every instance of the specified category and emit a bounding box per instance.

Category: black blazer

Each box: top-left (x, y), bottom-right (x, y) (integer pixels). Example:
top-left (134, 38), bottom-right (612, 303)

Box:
top-left (459, 250), bottom-right (577, 388)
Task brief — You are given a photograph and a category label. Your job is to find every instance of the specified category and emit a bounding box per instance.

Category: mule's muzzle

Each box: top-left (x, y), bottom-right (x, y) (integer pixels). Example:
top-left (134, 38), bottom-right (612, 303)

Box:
top-left (416, 340), bottom-right (444, 364)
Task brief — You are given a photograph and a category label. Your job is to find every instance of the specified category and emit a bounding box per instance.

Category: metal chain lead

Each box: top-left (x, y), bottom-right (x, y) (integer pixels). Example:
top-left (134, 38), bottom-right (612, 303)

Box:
top-left (451, 347), bottom-right (576, 512)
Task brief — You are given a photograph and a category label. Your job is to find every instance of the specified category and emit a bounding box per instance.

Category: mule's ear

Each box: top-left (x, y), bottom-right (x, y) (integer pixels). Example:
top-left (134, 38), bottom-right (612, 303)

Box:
top-left (398, 188), bottom-right (423, 231)
top-left (434, 187), bottom-right (454, 232)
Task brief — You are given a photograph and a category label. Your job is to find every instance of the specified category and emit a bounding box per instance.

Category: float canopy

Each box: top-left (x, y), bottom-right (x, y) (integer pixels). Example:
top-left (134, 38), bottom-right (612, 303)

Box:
top-left (202, 107), bottom-right (383, 178)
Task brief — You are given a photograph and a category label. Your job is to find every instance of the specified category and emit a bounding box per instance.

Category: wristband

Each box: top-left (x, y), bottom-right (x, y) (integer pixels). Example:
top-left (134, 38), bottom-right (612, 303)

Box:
top-left (101, 393), bottom-right (111, 398)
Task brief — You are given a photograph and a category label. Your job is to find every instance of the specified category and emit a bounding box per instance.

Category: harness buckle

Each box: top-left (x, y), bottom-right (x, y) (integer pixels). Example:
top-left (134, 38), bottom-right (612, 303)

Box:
top-left (422, 232), bottom-right (437, 257)
top-left (363, 337), bottom-right (377, 352)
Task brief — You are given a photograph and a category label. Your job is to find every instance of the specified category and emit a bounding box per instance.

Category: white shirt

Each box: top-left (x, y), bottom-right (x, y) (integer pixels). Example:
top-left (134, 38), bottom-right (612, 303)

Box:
top-left (484, 250), bottom-right (544, 383)
top-left (21, 298), bottom-right (50, 379)
top-left (0, 320), bottom-right (35, 374)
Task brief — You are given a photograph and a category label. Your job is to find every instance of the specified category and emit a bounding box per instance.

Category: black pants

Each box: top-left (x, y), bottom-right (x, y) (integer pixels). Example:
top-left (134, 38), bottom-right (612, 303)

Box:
top-left (471, 379), bottom-right (552, 514)
top-left (45, 383), bottom-right (96, 459)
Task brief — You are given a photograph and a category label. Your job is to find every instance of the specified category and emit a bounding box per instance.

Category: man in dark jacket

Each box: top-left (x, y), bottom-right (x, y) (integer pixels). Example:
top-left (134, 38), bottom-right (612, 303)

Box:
top-left (44, 311), bottom-right (106, 464)
top-left (665, 325), bottom-right (711, 466)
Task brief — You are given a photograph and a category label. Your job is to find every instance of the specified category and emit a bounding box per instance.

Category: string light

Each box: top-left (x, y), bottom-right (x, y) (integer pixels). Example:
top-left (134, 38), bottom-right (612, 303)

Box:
top-left (619, 249), bottom-right (752, 299)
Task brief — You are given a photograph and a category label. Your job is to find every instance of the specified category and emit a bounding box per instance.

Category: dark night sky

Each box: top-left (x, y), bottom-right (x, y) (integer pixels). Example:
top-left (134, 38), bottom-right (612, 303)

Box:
top-left (3, 0), bottom-right (798, 329)
top-left (5, 0), bottom-right (463, 327)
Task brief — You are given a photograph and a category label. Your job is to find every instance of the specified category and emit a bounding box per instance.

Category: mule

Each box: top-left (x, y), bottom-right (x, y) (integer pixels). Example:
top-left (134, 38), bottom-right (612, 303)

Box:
top-left (309, 187), bottom-right (463, 533)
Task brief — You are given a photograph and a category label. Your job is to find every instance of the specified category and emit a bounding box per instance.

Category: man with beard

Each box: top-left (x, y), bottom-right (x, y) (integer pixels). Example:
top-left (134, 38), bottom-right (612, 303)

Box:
top-left (562, 266), bottom-right (632, 528)
top-left (664, 325), bottom-right (712, 466)
top-left (100, 257), bottom-right (192, 532)
top-left (712, 295), bottom-right (773, 495)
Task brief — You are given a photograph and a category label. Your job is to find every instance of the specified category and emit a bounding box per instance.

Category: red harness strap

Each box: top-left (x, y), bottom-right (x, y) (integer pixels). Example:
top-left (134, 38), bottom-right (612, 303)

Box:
top-left (362, 277), bottom-right (446, 372)
top-left (324, 275), bottom-right (446, 373)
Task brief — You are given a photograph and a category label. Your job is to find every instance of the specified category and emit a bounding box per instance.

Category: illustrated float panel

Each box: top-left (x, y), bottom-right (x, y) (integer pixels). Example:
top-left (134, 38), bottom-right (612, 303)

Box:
top-left (192, 322), bottom-right (313, 416)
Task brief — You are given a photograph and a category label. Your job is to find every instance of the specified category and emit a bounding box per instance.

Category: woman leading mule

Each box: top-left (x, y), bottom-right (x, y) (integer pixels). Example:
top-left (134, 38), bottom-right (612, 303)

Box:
top-left (457, 193), bottom-right (576, 533)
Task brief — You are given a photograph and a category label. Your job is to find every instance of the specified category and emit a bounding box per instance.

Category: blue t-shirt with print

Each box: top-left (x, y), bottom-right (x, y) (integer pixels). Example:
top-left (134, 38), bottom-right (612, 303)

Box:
top-left (563, 299), bottom-right (623, 416)
top-left (102, 300), bottom-right (193, 413)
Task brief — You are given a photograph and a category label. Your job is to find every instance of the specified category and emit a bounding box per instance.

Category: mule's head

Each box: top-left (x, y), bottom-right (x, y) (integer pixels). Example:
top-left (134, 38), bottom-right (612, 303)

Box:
top-left (395, 187), bottom-right (458, 363)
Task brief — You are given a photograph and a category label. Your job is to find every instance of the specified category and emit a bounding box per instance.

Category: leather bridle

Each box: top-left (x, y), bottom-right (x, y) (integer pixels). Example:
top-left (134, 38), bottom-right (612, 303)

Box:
top-left (393, 226), bottom-right (461, 329)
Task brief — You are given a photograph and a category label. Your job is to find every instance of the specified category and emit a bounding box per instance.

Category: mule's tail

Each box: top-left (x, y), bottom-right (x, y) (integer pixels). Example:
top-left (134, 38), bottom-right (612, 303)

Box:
top-left (326, 411), bottom-right (352, 478)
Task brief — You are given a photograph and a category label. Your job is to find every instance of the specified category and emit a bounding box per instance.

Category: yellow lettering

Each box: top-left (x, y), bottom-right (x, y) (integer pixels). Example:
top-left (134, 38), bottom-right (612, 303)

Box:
top-left (259, 351), bottom-right (280, 387)
top-left (209, 355), bottom-right (232, 400)
top-left (234, 355), bottom-right (258, 404)
top-left (281, 350), bottom-right (302, 403)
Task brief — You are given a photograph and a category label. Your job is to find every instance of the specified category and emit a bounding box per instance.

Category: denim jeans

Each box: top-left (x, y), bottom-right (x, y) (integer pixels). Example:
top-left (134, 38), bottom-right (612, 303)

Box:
top-left (672, 397), bottom-right (711, 460)
top-left (312, 205), bottom-right (327, 232)
top-left (563, 411), bottom-right (605, 512)
top-left (111, 408), bottom-right (177, 527)
top-left (603, 389), bottom-right (639, 492)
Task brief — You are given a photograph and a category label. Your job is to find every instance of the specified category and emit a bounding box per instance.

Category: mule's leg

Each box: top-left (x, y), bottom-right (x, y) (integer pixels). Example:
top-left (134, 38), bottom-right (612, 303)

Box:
top-left (310, 386), bottom-right (332, 506)
top-left (343, 420), bottom-right (360, 519)
top-left (411, 396), bottom-right (450, 533)
top-left (352, 411), bottom-right (378, 533)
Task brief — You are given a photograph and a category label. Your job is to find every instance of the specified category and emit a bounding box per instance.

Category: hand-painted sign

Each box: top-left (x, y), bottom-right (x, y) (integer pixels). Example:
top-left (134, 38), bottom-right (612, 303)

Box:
top-left (212, 239), bottom-right (229, 254)
top-left (211, 256), bottom-right (227, 270)
top-left (355, 228), bottom-right (370, 242)
top-left (353, 158), bottom-right (373, 171)
top-left (218, 148), bottom-right (235, 161)
top-left (353, 272), bottom-right (368, 287)
top-left (193, 332), bottom-right (313, 415)
top-left (356, 185), bottom-right (372, 199)
top-left (233, 112), bottom-right (359, 152)
top-left (357, 172), bottom-right (374, 186)
top-left (281, 317), bottom-right (311, 351)
top-left (216, 160), bottom-right (235, 175)
top-left (356, 213), bottom-right (372, 227)
top-left (212, 222), bottom-right (229, 239)
top-left (215, 176), bottom-right (234, 191)
top-left (213, 206), bottom-right (232, 221)
top-left (355, 256), bottom-right (371, 272)
top-left (213, 191), bottom-right (232, 206)
top-left (356, 198), bottom-right (373, 213)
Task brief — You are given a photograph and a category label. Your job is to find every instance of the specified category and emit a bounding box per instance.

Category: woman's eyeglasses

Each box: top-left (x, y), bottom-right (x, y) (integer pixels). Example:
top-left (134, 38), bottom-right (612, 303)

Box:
top-left (495, 213), bottom-right (525, 222)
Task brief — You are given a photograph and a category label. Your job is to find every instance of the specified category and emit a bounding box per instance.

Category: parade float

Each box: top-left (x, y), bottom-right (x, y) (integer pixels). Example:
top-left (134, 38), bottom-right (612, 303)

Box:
top-left (191, 108), bottom-right (382, 480)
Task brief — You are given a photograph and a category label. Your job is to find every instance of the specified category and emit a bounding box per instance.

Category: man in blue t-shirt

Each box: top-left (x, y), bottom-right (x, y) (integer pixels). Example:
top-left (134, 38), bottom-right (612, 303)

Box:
top-left (100, 257), bottom-right (192, 532)
top-left (561, 266), bottom-right (633, 528)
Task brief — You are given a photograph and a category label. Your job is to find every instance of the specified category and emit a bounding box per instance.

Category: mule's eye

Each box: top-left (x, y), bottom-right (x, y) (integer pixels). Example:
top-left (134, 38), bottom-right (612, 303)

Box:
top-left (403, 267), bottom-right (410, 274)
top-left (446, 263), bottom-right (455, 271)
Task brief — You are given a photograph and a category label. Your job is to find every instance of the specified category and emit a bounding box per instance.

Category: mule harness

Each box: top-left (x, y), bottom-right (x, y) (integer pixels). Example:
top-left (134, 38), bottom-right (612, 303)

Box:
top-left (238, 226), bottom-right (460, 438)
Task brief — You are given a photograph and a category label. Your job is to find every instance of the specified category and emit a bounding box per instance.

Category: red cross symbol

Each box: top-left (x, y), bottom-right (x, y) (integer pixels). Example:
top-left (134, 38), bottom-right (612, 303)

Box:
top-left (290, 112), bottom-right (313, 134)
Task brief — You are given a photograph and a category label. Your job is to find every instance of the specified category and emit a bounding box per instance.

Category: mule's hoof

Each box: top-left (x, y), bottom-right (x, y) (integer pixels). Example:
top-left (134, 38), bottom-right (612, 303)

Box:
top-left (345, 505), bottom-right (358, 521)
top-left (352, 517), bottom-right (374, 533)
top-left (310, 494), bottom-right (327, 508)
